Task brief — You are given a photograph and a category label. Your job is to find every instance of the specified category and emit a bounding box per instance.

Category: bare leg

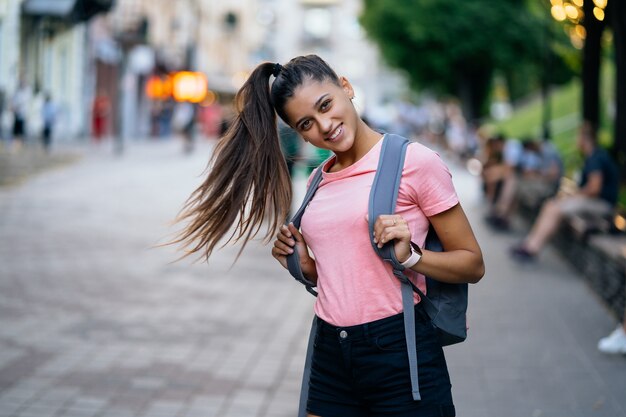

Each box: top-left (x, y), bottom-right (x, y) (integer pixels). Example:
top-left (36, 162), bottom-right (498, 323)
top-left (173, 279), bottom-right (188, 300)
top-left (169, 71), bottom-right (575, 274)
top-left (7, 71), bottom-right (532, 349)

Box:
top-left (495, 174), bottom-right (517, 218)
top-left (483, 165), bottom-right (507, 206)
top-left (523, 198), bottom-right (563, 253)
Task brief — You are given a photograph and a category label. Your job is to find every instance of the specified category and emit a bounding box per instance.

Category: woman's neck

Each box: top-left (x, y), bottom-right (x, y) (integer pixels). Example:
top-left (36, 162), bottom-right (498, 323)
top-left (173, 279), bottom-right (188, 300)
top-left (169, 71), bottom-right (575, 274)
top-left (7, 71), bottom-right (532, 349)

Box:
top-left (330, 122), bottom-right (383, 171)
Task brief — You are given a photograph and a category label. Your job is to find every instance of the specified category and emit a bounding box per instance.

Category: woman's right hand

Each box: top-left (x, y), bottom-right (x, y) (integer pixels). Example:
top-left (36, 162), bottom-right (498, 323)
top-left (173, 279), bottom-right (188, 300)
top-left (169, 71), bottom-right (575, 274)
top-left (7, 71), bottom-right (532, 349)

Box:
top-left (271, 223), bottom-right (317, 281)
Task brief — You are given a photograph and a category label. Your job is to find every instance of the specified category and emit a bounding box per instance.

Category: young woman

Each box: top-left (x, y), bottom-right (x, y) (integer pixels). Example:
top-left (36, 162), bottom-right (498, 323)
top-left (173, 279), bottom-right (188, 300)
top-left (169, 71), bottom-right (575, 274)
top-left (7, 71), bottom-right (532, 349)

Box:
top-left (175, 55), bottom-right (484, 417)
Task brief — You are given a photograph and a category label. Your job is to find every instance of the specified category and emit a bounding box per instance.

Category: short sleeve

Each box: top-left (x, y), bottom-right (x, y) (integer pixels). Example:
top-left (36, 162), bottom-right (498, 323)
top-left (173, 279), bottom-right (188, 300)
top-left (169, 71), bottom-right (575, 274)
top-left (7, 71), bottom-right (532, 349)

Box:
top-left (585, 154), bottom-right (603, 175)
top-left (403, 143), bottom-right (459, 217)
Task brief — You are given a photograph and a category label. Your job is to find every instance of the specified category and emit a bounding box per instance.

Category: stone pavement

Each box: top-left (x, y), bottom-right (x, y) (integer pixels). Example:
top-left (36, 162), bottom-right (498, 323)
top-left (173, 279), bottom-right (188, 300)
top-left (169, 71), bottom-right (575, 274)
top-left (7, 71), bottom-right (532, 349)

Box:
top-left (0, 138), bottom-right (624, 417)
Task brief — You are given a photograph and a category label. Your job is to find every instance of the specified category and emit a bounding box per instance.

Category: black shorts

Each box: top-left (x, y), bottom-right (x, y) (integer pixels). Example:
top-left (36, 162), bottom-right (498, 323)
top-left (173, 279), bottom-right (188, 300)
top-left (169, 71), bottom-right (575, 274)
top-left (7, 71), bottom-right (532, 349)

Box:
top-left (307, 303), bottom-right (455, 417)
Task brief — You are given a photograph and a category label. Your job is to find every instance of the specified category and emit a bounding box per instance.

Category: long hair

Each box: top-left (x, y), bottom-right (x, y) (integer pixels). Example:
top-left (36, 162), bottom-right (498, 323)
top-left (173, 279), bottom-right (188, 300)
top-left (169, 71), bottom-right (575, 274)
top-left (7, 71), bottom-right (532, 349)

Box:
top-left (172, 55), bottom-right (340, 261)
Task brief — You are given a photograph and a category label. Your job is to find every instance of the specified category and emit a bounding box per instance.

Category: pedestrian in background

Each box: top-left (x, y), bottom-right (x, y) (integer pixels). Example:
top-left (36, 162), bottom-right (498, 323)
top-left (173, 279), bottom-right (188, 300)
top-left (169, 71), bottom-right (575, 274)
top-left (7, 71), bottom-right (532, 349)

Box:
top-left (486, 138), bottom-right (563, 231)
top-left (11, 79), bottom-right (31, 147)
top-left (173, 55), bottom-right (484, 417)
top-left (41, 93), bottom-right (56, 152)
top-left (92, 90), bottom-right (110, 141)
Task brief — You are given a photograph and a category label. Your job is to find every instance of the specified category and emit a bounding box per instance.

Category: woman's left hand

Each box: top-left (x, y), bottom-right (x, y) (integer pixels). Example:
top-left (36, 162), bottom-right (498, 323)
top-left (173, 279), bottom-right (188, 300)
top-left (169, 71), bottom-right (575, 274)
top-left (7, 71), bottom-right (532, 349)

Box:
top-left (372, 215), bottom-right (412, 263)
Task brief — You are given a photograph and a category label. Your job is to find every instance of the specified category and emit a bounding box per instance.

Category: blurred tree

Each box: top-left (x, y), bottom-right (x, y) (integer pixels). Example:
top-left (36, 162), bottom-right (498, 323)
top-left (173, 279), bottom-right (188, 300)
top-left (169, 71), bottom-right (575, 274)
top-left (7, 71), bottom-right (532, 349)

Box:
top-left (549, 0), bottom-right (624, 179)
top-left (360, 0), bottom-right (574, 120)
top-left (611, 0), bottom-right (626, 175)
top-left (581, 0), bottom-right (608, 131)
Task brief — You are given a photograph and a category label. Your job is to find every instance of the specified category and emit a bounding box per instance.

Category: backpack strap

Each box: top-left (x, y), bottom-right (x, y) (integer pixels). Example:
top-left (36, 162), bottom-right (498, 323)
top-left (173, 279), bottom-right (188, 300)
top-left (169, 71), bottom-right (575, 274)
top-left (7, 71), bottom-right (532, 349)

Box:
top-left (286, 166), bottom-right (324, 296)
top-left (285, 166), bottom-right (325, 417)
top-left (368, 134), bottom-right (422, 401)
top-left (297, 316), bottom-right (317, 417)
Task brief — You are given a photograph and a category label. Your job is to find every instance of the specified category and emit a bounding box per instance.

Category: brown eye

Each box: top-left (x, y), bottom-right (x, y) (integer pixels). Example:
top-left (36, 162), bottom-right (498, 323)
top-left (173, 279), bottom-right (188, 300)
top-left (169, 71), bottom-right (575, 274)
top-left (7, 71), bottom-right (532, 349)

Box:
top-left (301, 120), bottom-right (311, 130)
top-left (320, 99), bottom-right (332, 111)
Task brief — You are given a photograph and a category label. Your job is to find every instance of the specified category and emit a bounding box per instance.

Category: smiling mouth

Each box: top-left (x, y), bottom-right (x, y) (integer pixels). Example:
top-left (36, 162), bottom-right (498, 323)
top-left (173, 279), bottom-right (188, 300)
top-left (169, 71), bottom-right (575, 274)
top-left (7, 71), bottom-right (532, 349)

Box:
top-left (326, 124), bottom-right (343, 141)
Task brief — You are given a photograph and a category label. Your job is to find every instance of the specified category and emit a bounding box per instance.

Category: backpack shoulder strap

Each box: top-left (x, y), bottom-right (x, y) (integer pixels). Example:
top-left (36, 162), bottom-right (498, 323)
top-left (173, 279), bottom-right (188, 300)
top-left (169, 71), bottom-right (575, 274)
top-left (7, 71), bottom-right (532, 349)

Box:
top-left (368, 134), bottom-right (410, 265)
top-left (368, 133), bottom-right (423, 401)
top-left (285, 166), bottom-right (324, 296)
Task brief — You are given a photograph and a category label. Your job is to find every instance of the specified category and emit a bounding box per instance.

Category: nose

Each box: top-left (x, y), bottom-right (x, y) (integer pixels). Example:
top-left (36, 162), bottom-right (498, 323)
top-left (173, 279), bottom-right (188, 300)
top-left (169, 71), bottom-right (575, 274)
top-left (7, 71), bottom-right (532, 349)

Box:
top-left (319, 116), bottom-right (333, 135)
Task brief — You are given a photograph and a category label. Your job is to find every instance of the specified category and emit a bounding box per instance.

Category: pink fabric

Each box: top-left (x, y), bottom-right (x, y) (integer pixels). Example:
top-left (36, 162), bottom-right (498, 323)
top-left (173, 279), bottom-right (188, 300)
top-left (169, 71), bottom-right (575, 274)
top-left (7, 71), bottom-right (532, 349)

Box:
top-left (301, 137), bottom-right (459, 326)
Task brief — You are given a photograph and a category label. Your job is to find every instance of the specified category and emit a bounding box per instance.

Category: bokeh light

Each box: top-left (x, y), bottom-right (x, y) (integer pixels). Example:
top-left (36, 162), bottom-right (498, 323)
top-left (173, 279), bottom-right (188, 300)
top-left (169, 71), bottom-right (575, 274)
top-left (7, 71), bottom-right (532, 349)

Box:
top-left (593, 6), bottom-right (605, 21)
top-left (564, 4), bottom-right (579, 19)
top-left (551, 5), bottom-right (567, 21)
top-left (593, 0), bottom-right (608, 8)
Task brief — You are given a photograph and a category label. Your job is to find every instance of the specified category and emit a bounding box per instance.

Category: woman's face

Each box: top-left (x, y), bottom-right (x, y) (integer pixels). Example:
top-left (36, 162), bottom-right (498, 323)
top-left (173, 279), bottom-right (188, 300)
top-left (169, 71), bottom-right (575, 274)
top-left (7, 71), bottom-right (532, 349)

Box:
top-left (283, 77), bottom-right (358, 153)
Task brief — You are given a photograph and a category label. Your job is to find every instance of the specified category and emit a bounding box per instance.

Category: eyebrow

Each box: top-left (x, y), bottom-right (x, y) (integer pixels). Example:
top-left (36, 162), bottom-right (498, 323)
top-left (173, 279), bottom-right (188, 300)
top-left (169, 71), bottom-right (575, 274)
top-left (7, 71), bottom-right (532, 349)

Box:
top-left (295, 93), bottom-right (330, 128)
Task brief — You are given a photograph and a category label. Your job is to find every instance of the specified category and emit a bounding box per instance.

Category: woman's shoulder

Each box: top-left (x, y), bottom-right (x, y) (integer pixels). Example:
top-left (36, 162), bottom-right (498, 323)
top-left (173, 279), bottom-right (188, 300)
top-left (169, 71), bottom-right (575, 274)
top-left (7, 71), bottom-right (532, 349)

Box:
top-left (405, 141), bottom-right (447, 169)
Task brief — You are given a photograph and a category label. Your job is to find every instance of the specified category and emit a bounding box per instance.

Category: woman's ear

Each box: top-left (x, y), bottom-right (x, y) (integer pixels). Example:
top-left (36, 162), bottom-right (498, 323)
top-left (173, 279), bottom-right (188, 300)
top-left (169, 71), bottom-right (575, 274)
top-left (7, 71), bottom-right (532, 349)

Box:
top-left (339, 76), bottom-right (354, 99)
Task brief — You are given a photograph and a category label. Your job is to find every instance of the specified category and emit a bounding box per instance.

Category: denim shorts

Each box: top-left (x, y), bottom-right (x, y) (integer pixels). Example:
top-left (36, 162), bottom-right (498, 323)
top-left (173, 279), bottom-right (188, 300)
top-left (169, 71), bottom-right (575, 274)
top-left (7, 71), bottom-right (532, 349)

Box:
top-left (307, 303), bottom-right (455, 417)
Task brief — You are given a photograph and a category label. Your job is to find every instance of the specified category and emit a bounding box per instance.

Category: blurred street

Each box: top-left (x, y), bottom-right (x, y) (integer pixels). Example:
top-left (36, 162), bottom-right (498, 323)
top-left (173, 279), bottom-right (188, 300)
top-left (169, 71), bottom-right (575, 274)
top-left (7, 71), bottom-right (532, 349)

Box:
top-left (0, 139), bottom-right (625, 417)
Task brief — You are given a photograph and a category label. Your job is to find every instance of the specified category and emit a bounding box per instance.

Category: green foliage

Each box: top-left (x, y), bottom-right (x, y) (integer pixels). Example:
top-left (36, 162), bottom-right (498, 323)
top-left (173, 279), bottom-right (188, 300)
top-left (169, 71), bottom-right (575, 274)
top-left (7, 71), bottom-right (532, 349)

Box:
top-left (359, 0), bottom-right (575, 116)
top-left (490, 58), bottom-right (615, 176)
top-left (491, 81), bottom-right (582, 172)
top-left (361, 0), bottom-right (539, 91)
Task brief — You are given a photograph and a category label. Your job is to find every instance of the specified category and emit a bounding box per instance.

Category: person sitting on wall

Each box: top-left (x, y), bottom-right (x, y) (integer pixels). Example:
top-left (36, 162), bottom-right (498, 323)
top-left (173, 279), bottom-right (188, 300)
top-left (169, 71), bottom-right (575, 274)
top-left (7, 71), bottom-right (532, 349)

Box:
top-left (481, 134), bottom-right (523, 212)
top-left (486, 137), bottom-right (563, 230)
top-left (510, 121), bottom-right (619, 262)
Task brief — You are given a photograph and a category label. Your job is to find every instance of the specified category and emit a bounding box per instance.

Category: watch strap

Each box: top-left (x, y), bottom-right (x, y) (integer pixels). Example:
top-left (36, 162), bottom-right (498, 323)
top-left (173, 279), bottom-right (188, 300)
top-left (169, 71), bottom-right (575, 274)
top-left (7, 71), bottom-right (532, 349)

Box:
top-left (401, 243), bottom-right (422, 269)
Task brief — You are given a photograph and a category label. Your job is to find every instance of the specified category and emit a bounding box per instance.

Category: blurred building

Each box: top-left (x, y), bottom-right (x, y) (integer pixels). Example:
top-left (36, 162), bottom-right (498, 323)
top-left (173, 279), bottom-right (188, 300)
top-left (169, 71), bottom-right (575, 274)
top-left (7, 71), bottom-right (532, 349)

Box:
top-left (0, 0), bottom-right (408, 143)
top-left (0, 0), bottom-right (114, 141)
top-left (269, 0), bottom-right (407, 120)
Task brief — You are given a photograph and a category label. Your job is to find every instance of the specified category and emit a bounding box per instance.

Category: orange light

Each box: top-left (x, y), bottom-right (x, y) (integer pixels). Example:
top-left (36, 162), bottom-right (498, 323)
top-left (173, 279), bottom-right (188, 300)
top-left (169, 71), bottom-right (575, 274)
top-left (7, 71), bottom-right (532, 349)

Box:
top-left (615, 214), bottom-right (626, 232)
top-left (575, 24), bottom-right (586, 39)
top-left (172, 71), bottom-right (208, 103)
top-left (145, 75), bottom-right (173, 100)
top-left (200, 90), bottom-right (217, 107)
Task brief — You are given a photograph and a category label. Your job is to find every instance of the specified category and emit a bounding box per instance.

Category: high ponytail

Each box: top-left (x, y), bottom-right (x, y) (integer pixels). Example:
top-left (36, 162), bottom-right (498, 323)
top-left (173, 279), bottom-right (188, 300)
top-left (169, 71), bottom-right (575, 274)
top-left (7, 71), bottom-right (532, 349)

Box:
top-left (172, 55), bottom-right (340, 262)
top-left (173, 62), bottom-right (292, 261)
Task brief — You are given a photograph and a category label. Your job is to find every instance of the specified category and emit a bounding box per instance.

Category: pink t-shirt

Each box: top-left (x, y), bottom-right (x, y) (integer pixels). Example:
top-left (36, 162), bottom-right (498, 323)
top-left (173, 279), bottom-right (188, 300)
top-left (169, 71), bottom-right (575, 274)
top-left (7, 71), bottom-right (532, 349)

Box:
top-left (301, 137), bottom-right (459, 326)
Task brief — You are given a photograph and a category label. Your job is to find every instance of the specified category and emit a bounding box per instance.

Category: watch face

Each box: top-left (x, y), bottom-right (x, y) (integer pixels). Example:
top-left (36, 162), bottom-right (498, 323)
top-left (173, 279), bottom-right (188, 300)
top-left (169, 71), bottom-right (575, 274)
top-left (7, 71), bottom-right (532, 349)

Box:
top-left (410, 241), bottom-right (423, 255)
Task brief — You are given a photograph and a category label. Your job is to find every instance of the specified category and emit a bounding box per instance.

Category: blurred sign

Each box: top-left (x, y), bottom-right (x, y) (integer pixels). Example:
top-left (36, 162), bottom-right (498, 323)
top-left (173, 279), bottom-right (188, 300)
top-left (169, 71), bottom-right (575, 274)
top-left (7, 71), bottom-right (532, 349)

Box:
top-left (172, 72), bottom-right (208, 103)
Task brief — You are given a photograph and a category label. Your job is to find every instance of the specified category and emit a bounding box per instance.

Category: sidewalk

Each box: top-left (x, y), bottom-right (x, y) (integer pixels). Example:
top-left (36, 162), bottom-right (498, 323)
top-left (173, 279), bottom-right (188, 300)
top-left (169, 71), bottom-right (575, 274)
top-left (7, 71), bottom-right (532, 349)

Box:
top-left (0, 139), bottom-right (624, 417)
top-left (443, 155), bottom-right (626, 417)
top-left (0, 141), bottom-right (81, 187)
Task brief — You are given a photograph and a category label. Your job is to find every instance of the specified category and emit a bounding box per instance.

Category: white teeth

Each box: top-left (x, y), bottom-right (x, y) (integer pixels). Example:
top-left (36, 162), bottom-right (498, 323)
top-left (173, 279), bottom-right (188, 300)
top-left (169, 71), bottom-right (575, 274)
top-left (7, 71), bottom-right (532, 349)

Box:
top-left (329, 125), bottom-right (342, 140)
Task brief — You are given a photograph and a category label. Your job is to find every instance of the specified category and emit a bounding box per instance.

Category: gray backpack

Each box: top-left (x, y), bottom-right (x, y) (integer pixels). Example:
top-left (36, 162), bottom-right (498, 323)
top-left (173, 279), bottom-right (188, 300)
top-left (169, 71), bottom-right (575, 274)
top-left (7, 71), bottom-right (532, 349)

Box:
top-left (287, 133), bottom-right (468, 415)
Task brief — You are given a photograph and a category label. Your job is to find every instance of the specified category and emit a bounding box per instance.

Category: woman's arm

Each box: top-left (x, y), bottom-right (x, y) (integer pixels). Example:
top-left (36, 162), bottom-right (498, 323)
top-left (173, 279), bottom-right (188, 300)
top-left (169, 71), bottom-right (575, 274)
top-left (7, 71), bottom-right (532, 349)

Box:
top-left (414, 204), bottom-right (484, 283)
top-left (373, 204), bottom-right (484, 284)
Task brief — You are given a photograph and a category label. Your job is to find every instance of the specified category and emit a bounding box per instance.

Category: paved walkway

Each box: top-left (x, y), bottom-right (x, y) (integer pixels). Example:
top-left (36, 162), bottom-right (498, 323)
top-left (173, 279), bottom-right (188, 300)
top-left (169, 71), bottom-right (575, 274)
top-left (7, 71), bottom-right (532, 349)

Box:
top-left (0, 139), bottom-right (624, 417)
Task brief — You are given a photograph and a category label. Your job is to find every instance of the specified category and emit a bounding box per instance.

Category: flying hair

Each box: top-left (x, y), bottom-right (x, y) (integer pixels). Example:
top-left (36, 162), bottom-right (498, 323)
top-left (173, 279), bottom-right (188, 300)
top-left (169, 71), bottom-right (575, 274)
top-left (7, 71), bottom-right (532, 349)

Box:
top-left (171, 55), bottom-right (340, 262)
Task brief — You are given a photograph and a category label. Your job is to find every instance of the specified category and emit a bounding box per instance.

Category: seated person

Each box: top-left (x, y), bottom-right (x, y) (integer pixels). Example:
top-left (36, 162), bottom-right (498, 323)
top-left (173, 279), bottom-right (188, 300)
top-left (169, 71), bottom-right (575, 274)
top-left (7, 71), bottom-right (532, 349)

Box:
top-left (510, 122), bottom-right (619, 261)
top-left (481, 135), bottom-right (522, 208)
top-left (487, 138), bottom-right (564, 230)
